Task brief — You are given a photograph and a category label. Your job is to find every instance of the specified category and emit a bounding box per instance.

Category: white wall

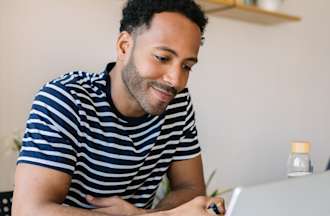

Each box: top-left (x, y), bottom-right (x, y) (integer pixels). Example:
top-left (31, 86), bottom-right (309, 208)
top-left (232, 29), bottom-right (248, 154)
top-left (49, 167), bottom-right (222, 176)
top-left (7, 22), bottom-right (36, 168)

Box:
top-left (1, 0), bottom-right (329, 193)
top-left (193, 0), bottom-right (330, 191)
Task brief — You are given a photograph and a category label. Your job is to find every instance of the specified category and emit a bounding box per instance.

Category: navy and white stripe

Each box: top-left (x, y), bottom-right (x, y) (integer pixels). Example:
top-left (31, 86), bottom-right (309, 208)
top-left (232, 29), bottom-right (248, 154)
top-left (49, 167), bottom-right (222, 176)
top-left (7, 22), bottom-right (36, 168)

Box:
top-left (18, 63), bottom-right (200, 209)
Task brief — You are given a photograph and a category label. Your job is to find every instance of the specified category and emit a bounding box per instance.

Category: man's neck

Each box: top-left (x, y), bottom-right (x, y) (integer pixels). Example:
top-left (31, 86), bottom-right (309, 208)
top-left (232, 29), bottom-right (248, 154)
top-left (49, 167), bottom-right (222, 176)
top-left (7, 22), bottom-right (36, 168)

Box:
top-left (109, 64), bottom-right (146, 118)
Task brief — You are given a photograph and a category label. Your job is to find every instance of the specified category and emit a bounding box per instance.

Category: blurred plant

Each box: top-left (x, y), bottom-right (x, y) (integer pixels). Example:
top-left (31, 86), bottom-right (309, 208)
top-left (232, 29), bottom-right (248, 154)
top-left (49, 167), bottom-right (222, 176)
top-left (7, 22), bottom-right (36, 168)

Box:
top-left (0, 131), bottom-right (23, 157)
top-left (12, 131), bottom-right (23, 152)
top-left (206, 169), bottom-right (234, 197)
top-left (153, 175), bottom-right (171, 207)
top-left (206, 169), bottom-right (217, 196)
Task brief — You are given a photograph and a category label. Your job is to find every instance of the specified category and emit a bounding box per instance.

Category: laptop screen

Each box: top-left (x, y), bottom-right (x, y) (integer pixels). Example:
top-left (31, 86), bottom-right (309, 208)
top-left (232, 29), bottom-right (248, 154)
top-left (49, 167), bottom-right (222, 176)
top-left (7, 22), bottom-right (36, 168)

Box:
top-left (225, 172), bottom-right (330, 216)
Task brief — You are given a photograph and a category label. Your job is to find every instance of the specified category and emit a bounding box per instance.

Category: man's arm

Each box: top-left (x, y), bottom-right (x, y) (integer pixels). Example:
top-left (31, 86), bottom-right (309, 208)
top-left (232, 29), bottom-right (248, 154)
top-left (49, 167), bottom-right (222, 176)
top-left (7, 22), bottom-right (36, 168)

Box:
top-left (85, 196), bottom-right (223, 216)
top-left (85, 156), bottom-right (206, 215)
top-left (155, 155), bottom-right (206, 211)
top-left (12, 164), bottom-right (109, 216)
top-left (13, 163), bottom-right (221, 216)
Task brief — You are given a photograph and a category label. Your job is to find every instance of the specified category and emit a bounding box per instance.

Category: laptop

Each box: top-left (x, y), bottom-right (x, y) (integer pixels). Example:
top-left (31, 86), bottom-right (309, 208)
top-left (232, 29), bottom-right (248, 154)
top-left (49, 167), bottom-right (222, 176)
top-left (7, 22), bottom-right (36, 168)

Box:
top-left (225, 171), bottom-right (330, 216)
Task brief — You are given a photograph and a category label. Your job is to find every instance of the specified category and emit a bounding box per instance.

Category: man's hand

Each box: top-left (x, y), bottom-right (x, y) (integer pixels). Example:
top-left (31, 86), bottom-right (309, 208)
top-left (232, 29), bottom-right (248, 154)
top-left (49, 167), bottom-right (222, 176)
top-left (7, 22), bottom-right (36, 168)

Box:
top-left (166, 196), bottom-right (225, 216)
top-left (86, 195), bottom-right (146, 216)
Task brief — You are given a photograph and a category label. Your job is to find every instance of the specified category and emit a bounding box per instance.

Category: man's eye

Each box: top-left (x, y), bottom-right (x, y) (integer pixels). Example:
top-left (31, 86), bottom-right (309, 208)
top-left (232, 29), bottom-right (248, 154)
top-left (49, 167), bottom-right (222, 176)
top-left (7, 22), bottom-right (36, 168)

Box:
top-left (182, 64), bottom-right (192, 72)
top-left (155, 55), bottom-right (169, 62)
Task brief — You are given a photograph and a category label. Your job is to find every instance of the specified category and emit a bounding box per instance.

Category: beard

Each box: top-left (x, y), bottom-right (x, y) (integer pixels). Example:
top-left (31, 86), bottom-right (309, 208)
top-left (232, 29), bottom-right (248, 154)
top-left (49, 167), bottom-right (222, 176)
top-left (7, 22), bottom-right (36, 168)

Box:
top-left (121, 55), bottom-right (177, 116)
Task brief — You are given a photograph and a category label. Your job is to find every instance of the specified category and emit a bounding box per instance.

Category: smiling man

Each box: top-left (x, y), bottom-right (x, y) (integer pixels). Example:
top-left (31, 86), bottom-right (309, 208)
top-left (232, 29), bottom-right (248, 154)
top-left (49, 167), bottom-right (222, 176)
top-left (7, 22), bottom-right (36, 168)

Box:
top-left (12, 0), bottom-right (225, 216)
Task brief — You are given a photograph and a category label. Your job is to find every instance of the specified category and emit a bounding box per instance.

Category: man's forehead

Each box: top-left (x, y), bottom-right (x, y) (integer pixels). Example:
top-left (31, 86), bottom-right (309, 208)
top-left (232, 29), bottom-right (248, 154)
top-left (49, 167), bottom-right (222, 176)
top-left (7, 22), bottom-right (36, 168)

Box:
top-left (134, 12), bottom-right (202, 50)
top-left (150, 12), bottom-right (200, 31)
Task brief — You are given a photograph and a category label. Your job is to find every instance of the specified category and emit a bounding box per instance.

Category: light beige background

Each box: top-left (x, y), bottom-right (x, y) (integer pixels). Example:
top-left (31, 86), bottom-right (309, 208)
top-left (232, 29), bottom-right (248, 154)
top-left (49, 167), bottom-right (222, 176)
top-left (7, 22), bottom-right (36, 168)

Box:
top-left (1, 0), bottom-right (330, 193)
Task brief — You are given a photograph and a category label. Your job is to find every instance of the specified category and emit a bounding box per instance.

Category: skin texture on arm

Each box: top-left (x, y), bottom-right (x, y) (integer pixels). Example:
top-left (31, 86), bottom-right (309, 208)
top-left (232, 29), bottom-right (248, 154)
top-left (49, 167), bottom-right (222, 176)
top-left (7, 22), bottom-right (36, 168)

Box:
top-left (167, 196), bottom-right (224, 216)
top-left (70, 194), bottom-right (222, 216)
top-left (12, 164), bottom-right (222, 216)
top-left (12, 164), bottom-right (109, 216)
top-left (154, 155), bottom-right (206, 211)
top-left (137, 196), bottom-right (224, 216)
top-left (84, 155), bottom-right (206, 216)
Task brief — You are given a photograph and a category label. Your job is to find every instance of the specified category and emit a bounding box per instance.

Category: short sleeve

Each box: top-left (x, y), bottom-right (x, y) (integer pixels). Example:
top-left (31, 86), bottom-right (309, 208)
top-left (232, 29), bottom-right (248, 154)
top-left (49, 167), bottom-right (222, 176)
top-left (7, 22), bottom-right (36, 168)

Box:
top-left (17, 81), bottom-right (81, 175)
top-left (172, 91), bottom-right (200, 161)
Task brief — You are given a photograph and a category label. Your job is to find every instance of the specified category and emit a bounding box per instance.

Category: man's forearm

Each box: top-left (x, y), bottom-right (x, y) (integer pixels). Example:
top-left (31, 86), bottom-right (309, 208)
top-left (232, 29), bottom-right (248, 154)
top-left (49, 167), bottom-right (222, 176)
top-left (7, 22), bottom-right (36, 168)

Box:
top-left (13, 203), bottom-right (109, 216)
top-left (14, 192), bottom-right (202, 216)
top-left (154, 186), bottom-right (206, 211)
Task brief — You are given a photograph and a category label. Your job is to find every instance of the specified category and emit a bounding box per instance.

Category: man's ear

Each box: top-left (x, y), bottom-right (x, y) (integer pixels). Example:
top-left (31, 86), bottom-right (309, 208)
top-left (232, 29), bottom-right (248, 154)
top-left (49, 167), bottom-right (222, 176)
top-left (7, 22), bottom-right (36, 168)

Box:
top-left (116, 31), bottom-right (133, 63)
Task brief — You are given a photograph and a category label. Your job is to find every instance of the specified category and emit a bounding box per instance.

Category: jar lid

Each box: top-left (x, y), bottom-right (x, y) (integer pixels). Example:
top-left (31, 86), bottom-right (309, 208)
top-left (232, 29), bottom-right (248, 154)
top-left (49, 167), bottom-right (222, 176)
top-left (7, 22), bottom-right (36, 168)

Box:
top-left (291, 141), bottom-right (310, 153)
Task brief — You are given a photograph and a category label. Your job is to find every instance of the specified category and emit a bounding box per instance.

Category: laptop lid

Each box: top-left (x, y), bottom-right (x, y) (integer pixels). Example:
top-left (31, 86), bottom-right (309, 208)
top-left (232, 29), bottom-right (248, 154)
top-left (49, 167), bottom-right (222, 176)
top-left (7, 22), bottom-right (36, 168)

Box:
top-left (226, 171), bottom-right (330, 216)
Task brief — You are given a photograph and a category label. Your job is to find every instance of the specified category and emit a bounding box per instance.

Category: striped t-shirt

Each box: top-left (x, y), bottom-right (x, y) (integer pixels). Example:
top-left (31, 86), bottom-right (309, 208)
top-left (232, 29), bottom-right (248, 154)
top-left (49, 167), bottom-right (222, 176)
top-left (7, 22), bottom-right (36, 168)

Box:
top-left (18, 63), bottom-right (200, 209)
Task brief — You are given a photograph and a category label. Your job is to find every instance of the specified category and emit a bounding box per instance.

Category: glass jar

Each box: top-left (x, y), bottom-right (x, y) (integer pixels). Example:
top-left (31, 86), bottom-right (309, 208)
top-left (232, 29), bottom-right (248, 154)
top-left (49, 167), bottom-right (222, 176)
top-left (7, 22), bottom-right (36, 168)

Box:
top-left (287, 141), bottom-right (313, 178)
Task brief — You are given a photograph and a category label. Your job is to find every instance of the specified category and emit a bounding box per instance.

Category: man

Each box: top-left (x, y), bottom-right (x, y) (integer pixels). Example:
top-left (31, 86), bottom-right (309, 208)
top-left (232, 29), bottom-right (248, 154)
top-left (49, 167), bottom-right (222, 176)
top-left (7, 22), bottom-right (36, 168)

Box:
top-left (12, 0), bottom-right (225, 215)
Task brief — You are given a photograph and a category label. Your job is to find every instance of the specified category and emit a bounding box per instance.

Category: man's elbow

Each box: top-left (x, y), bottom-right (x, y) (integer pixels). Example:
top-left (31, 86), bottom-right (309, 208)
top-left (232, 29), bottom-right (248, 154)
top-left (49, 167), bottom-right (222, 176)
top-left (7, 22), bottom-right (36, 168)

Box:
top-left (12, 200), bottom-right (53, 216)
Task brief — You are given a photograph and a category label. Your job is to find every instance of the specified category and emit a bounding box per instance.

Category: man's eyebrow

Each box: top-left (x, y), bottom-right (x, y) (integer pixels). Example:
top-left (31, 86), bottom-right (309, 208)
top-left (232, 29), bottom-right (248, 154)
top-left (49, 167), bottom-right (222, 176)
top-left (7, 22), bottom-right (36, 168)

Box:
top-left (155, 46), bottom-right (198, 63)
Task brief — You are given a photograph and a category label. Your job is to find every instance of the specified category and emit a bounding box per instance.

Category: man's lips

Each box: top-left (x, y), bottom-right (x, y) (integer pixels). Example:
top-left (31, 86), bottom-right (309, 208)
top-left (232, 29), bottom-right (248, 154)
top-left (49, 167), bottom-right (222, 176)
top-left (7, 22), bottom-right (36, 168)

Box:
top-left (151, 86), bottom-right (174, 102)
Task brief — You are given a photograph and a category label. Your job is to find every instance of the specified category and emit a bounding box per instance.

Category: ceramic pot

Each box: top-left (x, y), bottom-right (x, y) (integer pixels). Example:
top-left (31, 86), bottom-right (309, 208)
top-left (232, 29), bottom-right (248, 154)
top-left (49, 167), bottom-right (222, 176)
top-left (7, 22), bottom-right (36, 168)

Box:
top-left (257, 0), bottom-right (284, 11)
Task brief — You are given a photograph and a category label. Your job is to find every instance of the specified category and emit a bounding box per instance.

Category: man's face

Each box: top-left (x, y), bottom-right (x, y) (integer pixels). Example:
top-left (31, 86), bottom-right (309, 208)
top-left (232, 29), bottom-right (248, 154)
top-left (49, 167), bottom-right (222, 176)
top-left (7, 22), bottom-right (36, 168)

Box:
top-left (122, 12), bottom-right (202, 115)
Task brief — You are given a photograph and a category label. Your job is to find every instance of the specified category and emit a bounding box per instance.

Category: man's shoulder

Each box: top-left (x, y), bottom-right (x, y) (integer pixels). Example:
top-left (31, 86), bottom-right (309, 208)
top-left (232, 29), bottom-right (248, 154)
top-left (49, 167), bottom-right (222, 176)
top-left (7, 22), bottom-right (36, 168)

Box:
top-left (43, 71), bottom-right (106, 95)
top-left (51, 71), bottom-right (104, 87)
top-left (34, 71), bottom-right (107, 109)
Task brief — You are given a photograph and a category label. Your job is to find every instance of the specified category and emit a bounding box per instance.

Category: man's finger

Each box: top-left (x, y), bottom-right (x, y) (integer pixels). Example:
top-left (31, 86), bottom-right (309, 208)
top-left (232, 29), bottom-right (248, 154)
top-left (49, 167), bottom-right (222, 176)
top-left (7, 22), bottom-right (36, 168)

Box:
top-left (207, 197), bottom-right (226, 215)
top-left (214, 197), bottom-right (225, 214)
top-left (86, 195), bottom-right (114, 207)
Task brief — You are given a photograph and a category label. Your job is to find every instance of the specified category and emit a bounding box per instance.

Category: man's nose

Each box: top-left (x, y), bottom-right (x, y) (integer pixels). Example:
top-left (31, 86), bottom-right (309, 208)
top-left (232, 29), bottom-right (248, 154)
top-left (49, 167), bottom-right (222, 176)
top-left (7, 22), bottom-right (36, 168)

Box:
top-left (162, 66), bottom-right (187, 92)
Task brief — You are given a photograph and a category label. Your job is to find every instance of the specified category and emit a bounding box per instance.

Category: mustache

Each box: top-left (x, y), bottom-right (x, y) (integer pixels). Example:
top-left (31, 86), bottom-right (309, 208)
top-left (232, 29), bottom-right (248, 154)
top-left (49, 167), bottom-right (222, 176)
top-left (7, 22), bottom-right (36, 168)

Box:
top-left (150, 81), bottom-right (177, 96)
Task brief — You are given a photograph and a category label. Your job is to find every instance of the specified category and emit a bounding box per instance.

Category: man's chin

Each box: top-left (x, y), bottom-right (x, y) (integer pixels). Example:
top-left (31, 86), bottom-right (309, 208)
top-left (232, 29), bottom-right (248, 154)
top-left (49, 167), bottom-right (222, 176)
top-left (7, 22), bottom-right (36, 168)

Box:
top-left (144, 103), bottom-right (168, 116)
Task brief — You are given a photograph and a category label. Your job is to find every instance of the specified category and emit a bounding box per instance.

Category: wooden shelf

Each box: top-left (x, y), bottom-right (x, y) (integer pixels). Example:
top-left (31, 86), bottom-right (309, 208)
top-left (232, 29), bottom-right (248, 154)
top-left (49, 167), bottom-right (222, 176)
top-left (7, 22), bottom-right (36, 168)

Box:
top-left (197, 0), bottom-right (301, 25)
top-left (195, 0), bottom-right (234, 13)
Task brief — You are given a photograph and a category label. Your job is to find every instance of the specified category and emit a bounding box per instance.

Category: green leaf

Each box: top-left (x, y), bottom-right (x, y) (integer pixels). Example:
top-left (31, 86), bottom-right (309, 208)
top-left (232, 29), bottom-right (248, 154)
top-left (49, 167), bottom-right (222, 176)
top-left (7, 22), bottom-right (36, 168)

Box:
top-left (206, 169), bottom-right (217, 190)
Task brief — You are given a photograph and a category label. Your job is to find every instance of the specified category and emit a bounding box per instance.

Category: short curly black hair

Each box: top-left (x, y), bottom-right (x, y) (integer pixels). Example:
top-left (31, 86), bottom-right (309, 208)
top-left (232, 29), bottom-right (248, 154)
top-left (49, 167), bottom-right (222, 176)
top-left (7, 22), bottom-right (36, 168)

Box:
top-left (120, 0), bottom-right (208, 36)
